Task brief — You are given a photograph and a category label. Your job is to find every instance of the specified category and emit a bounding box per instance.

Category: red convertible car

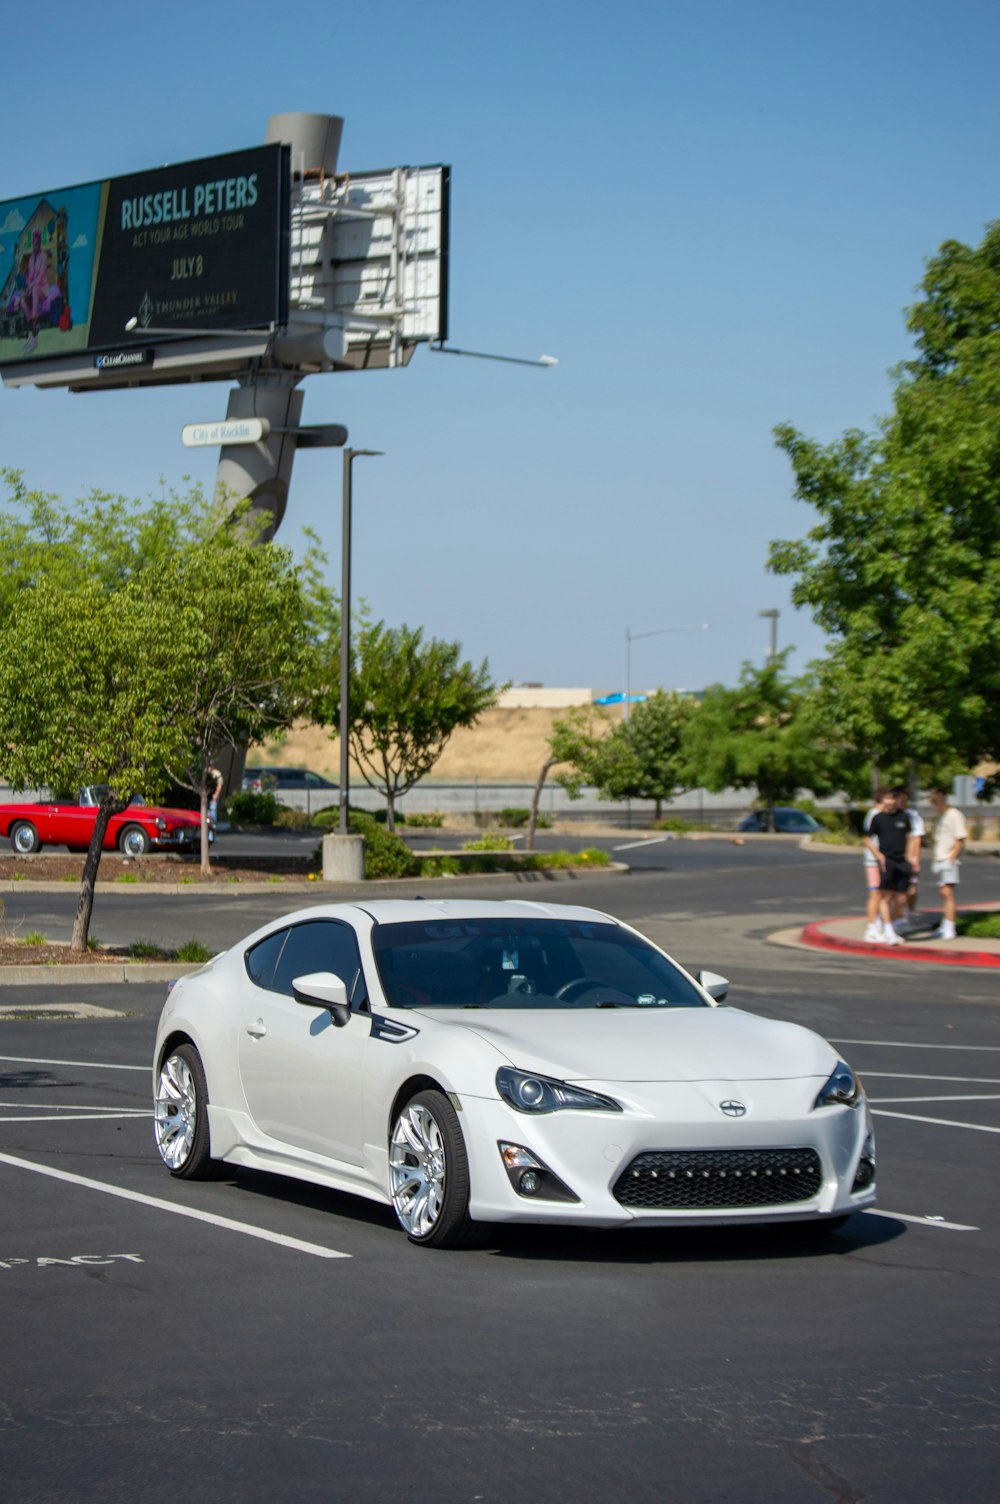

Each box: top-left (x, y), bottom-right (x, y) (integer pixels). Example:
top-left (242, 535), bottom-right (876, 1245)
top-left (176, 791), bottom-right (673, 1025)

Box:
top-left (0, 786), bottom-right (208, 858)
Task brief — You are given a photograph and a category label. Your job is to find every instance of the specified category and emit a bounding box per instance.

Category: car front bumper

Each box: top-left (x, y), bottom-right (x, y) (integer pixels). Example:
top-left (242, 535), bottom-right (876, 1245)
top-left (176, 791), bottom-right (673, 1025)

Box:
top-left (458, 1079), bottom-right (876, 1227)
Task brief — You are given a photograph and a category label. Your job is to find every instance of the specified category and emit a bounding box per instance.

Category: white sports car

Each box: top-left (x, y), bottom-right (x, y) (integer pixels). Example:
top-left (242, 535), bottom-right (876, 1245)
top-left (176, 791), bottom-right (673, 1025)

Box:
top-left (153, 899), bottom-right (876, 1248)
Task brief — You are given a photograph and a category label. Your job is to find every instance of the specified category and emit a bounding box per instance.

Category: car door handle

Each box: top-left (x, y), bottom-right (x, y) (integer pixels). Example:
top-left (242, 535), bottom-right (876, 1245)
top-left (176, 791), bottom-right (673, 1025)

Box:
top-left (245, 1020), bottom-right (267, 1039)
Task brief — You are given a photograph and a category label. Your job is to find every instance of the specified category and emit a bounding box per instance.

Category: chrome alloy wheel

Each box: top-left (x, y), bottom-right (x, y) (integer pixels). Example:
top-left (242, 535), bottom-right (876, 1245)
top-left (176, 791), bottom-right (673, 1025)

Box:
top-left (154, 1053), bottom-right (198, 1170)
top-left (120, 826), bottom-right (150, 858)
top-left (389, 1102), bottom-right (448, 1239)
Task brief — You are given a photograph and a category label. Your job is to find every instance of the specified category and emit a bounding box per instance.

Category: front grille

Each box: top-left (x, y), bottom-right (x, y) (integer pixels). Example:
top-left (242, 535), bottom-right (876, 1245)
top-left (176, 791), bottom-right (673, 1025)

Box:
top-left (613, 1148), bottom-right (823, 1209)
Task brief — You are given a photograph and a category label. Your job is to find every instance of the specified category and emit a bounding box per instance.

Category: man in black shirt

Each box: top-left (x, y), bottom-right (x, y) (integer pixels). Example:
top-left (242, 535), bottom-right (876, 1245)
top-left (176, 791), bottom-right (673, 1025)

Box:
top-left (864, 788), bottom-right (912, 946)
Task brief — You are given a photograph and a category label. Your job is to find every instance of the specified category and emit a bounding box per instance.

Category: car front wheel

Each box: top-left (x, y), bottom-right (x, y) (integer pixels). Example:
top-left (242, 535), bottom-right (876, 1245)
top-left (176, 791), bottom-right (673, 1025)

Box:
top-left (119, 823), bottom-right (151, 857)
top-left (154, 1044), bottom-right (217, 1179)
top-left (389, 1090), bottom-right (477, 1248)
top-left (10, 821), bottom-right (41, 854)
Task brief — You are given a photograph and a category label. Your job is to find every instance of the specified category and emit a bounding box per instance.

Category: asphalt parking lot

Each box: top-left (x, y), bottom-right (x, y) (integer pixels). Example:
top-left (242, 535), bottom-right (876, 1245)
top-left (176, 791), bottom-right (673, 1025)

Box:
top-left (1, 842), bottom-right (998, 1502)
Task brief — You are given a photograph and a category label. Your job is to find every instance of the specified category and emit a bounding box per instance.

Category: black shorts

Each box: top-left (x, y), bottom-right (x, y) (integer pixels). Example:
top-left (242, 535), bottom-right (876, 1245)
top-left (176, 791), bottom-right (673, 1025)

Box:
top-left (881, 857), bottom-right (911, 894)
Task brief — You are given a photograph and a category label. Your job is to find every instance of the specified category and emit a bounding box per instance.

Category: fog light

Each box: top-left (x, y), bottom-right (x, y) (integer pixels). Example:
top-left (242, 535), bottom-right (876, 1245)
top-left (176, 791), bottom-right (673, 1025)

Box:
top-left (519, 1170), bottom-right (541, 1195)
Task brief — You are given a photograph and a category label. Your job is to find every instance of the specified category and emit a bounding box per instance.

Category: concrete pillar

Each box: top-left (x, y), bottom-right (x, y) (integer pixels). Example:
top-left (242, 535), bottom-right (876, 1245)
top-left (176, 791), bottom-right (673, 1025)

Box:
top-left (322, 833), bottom-right (366, 882)
top-left (214, 379), bottom-right (304, 541)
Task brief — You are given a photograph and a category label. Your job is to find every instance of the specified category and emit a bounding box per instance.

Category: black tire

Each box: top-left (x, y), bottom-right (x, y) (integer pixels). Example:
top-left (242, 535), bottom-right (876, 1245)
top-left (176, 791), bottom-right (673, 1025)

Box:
top-left (389, 1089), bottom-right (479, 1249)
top-left (10, 820), bottom-right (41, 855)
top-left (118, 823), bottom-right (151, 857)
top-left (154, 1043), bottom-right (218, 1180)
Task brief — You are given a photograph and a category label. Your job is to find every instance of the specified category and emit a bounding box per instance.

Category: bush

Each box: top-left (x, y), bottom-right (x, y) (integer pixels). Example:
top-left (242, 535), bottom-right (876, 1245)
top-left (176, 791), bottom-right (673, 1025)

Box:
top-left (463, 833), bottom-right (515, 852)
top-left (403, 812), bottom-right (444, 828)
top-left (796, 799), bottom-right (850, 834)
top-left (653, 816), bottom-right (694, 832)
top-left (349, 811), bottom-right (418, 879)
top-left (958, 913), bottom-right (1000, 939)
top-left (497, 806), bottom-right (530, 827)
top-left (228, 790), bottom-right (279, 825)
top-left (274, 807), bottom-right (315, 830)
top-left (174, 938), bottom-right (213, 963)
top-left (420, 856), bottom-right (460, 876)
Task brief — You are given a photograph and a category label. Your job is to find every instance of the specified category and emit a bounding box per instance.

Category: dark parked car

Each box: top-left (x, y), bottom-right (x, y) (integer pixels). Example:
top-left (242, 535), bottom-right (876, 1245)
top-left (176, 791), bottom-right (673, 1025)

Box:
top-left (737, 807), bottom-right (822, 834)
top-left (242, 767), bottom-right (338, 794)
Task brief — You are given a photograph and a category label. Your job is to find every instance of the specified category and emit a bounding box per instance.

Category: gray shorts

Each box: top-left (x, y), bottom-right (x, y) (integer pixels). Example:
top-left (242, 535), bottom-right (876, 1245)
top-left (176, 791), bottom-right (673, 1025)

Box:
top-left (932, 861), bottom-right (961, 885)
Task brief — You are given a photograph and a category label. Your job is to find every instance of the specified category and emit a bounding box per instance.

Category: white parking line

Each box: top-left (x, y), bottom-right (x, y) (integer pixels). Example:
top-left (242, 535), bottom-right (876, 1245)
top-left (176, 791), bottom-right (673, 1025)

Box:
top-left (613, 836), bottom-right (672, 852)
top-left (864, 1209), bottom-right (979, 1231)
top-left (0, 1055), bottom-right (148, 1072)
top-left (872, 1109), bottom-right (1000, 1134)
top-left (0, 1113), bottom-right (152, 1123)
top-left (0, 1103), bottom-right (149, 1112)
top-left (864, 1073), bottom-right (1000, 1084)
top-left (0, 1152), bottom-right (351, 1260)
top-left (870, 1094), bottom-right (1000, 1105)
top-left (834, 1039), bottom-right (1000, 1052)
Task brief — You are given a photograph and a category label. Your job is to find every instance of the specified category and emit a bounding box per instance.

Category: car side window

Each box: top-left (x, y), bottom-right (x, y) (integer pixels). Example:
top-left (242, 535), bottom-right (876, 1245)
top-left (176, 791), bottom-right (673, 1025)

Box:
top-left (245, 929), bottom-right (288, 990)
top-left (269, 920), bottom-right (368, 1008)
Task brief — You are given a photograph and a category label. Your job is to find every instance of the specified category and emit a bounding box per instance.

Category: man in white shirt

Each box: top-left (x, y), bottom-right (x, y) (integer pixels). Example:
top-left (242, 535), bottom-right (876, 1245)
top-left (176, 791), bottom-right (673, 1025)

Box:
top-left (928, 788), bottom-right (969, 941)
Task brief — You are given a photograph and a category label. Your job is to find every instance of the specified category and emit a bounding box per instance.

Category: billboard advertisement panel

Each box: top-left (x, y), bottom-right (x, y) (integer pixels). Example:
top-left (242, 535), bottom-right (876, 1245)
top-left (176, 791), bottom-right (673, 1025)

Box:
top-left (0, 144), bottom-right (289, 368)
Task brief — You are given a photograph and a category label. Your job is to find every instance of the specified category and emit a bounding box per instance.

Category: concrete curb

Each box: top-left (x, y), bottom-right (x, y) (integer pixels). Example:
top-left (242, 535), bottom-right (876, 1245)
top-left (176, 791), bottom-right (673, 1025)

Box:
top-left (798, 918), bottom-right (1000, 969)
top-left (0, 961), bottom-right (205, 986)
top-left (0, 862), bottom-right (629, 896)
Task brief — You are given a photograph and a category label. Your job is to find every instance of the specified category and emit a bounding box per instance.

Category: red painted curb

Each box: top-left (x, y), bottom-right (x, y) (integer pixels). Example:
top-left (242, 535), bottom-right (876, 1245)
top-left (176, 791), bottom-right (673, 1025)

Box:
top-left (800, 920), bottom-right (1000, 968)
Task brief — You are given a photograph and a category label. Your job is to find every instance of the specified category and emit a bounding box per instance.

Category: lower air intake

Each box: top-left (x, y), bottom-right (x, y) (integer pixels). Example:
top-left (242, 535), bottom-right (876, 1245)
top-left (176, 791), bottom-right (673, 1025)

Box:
top-left (613, 1148), bottom-right (823, 1209)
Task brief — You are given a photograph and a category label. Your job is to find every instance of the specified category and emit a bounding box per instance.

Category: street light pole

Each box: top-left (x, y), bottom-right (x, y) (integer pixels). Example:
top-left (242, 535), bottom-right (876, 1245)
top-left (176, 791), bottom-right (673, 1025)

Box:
top-left (339, 448), bottom-right (383, 834)
top-left (624, 623), bottom-right (709, 720)
top-left (758, 608), bottom-right (779, 662)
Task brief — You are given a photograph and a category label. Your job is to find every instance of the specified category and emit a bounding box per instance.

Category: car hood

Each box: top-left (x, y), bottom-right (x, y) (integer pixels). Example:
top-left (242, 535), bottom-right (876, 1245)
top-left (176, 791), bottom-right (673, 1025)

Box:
top-left (416, 1006), bottom-right (834, 1084)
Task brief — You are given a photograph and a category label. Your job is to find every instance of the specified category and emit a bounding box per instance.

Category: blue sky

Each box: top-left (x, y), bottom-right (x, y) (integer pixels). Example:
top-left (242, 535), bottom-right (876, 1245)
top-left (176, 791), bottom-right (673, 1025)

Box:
top-left (2, 0), bottom-right (998, 693)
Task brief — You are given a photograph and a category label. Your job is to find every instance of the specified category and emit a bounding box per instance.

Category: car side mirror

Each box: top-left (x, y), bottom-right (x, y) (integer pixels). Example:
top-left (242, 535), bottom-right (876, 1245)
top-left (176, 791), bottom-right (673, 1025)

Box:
top-left (696, 969), bottom-right (729, 1003)
top-left (292, 971), bottom-right (352, 1027)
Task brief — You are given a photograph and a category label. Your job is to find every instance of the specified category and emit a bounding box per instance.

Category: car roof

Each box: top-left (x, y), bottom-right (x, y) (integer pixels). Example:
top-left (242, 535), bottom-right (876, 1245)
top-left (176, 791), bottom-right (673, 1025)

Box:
top-left (243, 898), bottom-right (618, 936)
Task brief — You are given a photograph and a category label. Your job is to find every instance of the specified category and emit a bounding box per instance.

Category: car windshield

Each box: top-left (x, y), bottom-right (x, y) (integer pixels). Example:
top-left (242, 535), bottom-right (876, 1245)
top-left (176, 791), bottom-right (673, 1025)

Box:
top-left (371, 918), bottom-right (709, 1010)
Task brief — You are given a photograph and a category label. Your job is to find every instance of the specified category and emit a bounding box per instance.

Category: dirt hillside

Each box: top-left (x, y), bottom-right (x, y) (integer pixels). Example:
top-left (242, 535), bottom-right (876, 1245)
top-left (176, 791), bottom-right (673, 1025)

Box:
top-left (254, 707), bottom-right (612, 785)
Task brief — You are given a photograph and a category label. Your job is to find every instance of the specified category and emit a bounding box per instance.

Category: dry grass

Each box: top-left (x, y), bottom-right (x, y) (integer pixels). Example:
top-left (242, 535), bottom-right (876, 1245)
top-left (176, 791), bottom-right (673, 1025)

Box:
top-left (256, 707), bottom-right (613, 785)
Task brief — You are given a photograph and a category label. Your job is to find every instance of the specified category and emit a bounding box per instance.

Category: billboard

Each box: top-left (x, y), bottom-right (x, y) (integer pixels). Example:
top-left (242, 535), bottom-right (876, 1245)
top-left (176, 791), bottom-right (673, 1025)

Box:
top-left (0, 144), bottom-right (289, 368)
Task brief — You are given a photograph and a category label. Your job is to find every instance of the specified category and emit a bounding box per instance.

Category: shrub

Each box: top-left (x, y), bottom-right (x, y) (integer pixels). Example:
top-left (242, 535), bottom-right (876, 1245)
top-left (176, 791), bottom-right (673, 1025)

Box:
top-left (420, 856), bottom-right (460, 876)
top-left (228, 791), bottom-right (279, 825)
top-left (350, 811), bottom-right (418, 879)
top-left (23, 930), bottom-right (46, 946)
top-left (653, 816), bottom-right (694, 832)
top-left (174, 938), bottom-right (213, 963)
top-left (464, 833), bottom-right (515, 852)
top-left (498, 806), bottom-right (530, 827)
top-left (274, 807), bottom-right (316, 830)
top-left (958, 913), bottom-right (1000, 939)
top-left (404, 812), bottom-right (444, 828)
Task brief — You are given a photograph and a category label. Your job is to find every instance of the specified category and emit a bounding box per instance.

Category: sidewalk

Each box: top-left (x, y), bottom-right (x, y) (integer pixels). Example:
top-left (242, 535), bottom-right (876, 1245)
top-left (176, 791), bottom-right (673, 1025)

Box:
top-left (800, 913), bottom-right (1000, 968)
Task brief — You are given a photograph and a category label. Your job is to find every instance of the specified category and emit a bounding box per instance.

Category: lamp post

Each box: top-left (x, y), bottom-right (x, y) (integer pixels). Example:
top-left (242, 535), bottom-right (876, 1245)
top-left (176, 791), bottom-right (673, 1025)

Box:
top-left (339, 448), bottom-right (383, 834)
top-left (758, 608), bottom-right (780, 662)
top-left (624, 623), bottom-right (709, 720)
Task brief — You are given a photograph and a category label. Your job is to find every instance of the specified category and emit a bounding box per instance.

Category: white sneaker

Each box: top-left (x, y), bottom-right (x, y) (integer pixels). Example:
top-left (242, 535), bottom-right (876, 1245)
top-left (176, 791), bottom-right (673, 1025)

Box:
top-left (882, 927), bottom-right (905, 946)
top-left (864, 923), bottom-right (883, 943)
top-left (936, 920), bottom-right (957, 940)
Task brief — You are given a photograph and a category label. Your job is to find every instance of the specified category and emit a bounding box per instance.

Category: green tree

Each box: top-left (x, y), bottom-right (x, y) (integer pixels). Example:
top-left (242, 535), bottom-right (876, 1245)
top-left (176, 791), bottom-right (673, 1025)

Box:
top-left (525, 707), bottom-right (608, 850)
top-left (0, 580), bottom-right (198, 949)
top-left (681, 654), bottom-right (844, 823)
top-left (588, 691), bottom-right (695, 819)
top-left (769, 221), bottom-right (1000, 779)
top-left (162, 541), bottom-right (313, 872)
top-left (344, 622), bottom-right (500, 830)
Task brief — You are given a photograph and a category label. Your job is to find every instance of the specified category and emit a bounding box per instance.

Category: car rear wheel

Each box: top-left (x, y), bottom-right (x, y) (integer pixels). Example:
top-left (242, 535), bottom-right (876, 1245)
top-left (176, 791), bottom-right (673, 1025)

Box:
top-left (10, 821), bottom-right (41, 854)
top-left (154, 1044), bottom-right (218, 1179)
top-left (118, 823), bottom-right (151, 857)
top-left (389, 1090), bottom-right (478, 1248)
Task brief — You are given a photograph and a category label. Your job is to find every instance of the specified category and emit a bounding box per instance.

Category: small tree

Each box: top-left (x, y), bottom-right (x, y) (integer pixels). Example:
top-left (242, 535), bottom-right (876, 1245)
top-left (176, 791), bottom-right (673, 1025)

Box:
top-left (0, 581), bottom-right (197, 949)
top-left (163, 541), bottom-right (312, 873)
top-left (345, 622), bottom-right (499, 830)
top-left (526, 708), bottom-right (608, 850)
top-left (588, 691), bottom-right (695, 819)
top-left (680, 654), bottom-right (844, 825)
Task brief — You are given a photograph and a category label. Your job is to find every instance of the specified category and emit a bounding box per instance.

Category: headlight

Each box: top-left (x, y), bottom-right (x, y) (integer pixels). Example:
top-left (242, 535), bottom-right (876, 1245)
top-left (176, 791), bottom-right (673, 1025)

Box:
top-left (496, 1067), bottom-right (621, 1114)
top-left (155, 817), bottom-right (167, 831)
top-left (814, 1060), bottom-right (862, 1108)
